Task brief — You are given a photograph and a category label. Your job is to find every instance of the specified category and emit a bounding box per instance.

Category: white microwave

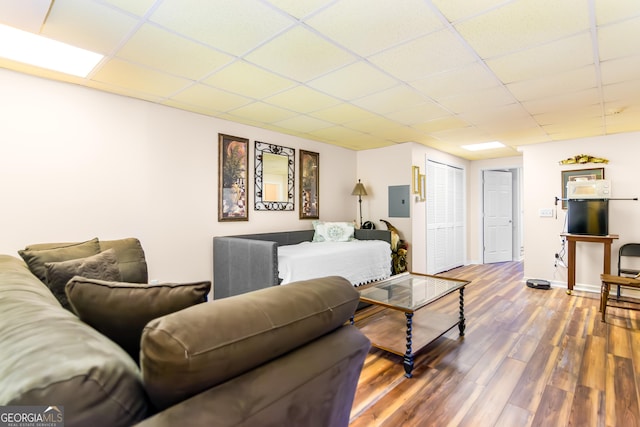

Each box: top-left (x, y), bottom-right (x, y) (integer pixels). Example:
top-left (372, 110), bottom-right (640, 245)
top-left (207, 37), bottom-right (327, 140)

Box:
top-left (567, 179), bottom-right (611, 199)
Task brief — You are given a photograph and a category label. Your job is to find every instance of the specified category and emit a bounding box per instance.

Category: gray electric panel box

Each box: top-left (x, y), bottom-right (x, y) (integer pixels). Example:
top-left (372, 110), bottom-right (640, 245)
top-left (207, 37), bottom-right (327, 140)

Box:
top-left (388, 185), bottom-right (410, 218)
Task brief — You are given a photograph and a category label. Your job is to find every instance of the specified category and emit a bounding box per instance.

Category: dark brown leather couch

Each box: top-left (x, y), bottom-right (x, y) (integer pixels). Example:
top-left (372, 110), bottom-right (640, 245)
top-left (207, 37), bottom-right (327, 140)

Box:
top-left (0, 245), bottom-right (370, 426)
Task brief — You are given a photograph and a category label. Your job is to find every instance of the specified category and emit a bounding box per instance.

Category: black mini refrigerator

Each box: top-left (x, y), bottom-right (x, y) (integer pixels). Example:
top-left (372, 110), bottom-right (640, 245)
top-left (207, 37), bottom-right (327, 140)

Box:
top-left (567, 199), bottom-right (609, 236)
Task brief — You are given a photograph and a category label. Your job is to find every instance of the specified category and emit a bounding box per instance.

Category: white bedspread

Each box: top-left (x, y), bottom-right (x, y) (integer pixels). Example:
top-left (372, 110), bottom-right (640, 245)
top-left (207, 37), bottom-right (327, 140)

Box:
top-left (278, 240), bottom-right (391, 286)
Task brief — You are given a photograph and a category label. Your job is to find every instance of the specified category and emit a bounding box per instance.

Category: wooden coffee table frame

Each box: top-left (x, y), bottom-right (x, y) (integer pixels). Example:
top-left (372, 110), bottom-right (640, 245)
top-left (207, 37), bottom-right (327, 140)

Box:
top-left (353, 273), bottom-right (469, 378)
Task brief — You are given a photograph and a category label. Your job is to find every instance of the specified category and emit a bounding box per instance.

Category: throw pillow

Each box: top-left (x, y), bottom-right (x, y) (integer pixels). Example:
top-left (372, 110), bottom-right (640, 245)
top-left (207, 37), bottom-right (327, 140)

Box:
top-left (312, 221), bottom-right (355, 242)
top-left (44, 249), bottom-right (122, 310)
top-left (18, 238), bottom-right (101, 284)
top-left (65, 278), bottom-right (211, 364)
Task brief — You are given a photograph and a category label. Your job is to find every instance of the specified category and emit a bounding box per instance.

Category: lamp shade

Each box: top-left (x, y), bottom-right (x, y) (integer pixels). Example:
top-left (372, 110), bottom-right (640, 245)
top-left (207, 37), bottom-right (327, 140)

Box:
top-left (351, 180), bottom-right (367, 196)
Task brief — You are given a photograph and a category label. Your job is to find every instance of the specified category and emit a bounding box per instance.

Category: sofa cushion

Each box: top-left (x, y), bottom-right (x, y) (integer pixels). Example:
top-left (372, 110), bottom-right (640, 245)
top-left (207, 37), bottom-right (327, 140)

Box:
top-left (0, 255), bottom-right (149, 427)
top-left (140, 275), bottom-right (359, 410)
top-left (25, 238), bottom-right (148, 284)
top-left (66, 277), bottom-right (211, 363)
top-left (99, 238), bottom-right (148, 283)
top-left (18, 238), bottom-right (101, 284)
top-left (44, 249), bottom-right (122, 310)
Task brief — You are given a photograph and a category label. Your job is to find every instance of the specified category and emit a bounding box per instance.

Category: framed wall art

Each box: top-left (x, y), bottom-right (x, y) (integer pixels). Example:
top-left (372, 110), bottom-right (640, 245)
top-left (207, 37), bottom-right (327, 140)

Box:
top-left (560, 167), bottom-right (604, 209)
top-left (412, 166), bottom-right (420, 194)
top-left (218, 133), bottom-right (249, 221)
top-left (254, 141), bottom-right (295, 211)
top-left (300, 150), bottom-right (319, 219)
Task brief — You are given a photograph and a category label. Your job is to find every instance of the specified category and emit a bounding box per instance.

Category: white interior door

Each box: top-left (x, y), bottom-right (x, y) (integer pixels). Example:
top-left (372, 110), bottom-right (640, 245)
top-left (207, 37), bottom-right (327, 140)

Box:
top-left (483, 170), bottom-right (513, 263)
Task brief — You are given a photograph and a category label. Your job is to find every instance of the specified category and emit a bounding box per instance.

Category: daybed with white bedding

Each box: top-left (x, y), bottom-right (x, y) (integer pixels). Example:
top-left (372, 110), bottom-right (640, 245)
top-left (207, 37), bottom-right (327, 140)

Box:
top-left (213, 227), bottom-right (391, 299)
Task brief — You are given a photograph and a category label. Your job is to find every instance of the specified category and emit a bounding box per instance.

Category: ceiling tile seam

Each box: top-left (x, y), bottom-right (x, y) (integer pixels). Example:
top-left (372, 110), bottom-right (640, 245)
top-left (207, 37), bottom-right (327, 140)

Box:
top-left (257, 0), bottom-right (340, 23)
top-left (423, 1), bottom-right (543, 145)
top-left (588, 0), bottom-right (606, 132)
top-left (83, 0), bottom-right (165, 81)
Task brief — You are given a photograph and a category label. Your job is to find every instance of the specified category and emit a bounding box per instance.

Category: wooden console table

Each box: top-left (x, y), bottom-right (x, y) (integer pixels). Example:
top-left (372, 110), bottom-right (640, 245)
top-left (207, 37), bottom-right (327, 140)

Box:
top-left (561, 233), bottom-right (619, 294)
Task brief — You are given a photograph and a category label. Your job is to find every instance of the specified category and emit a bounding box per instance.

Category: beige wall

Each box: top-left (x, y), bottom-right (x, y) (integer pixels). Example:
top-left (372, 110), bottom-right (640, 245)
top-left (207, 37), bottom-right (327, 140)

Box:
top-left (0, 69), bottom-right (358, 284)
top-left (521, 133), bottom-right (640, 291)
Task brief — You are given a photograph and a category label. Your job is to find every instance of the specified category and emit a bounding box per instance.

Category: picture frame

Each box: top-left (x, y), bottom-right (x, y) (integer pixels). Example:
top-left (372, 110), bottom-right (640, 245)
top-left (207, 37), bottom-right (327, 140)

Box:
top-left (560, 167), bottom-right (604, 209)
top-left (419, 174), bottom-right (426, 201)
top-left (412, 166), bottom-right (420, 194)
top-left (218, 133), bottom-right (249, 221)
top-left (299, 150), bottom-right (319, 219)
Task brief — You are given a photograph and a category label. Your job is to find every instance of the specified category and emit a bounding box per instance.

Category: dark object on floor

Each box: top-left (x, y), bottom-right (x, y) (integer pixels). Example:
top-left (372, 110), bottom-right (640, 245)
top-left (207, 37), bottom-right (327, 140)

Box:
top-left (526, 279), bottom-right (551, 290)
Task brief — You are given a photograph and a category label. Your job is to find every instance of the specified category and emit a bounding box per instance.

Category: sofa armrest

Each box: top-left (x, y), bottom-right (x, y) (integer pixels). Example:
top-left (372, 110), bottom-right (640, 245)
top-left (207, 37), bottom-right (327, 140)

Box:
top-left (140, 276), bottom-right (361, 410)
top-left (135, 325), bottom-right (369, 427)
top-left (213, 236), bottom-right (278, 299)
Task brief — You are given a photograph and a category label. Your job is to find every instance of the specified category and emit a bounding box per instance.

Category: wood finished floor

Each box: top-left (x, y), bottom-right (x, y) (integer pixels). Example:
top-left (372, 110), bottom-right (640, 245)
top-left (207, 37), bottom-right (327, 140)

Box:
top-left (349, 261), bottom-right (640, 427)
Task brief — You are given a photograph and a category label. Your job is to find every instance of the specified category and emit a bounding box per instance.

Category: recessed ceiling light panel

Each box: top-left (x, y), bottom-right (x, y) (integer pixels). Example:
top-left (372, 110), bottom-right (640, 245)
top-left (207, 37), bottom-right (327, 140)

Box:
top-left (461, 141), bottom-right (505, 151)
top-left (0, 24), bottom-right (103, 77)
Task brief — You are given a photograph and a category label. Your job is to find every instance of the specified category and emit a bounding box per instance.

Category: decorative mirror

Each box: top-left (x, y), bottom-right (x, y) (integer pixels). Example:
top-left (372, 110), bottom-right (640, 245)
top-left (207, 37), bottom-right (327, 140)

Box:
top-left (254, 141), bottom-right (295, 211)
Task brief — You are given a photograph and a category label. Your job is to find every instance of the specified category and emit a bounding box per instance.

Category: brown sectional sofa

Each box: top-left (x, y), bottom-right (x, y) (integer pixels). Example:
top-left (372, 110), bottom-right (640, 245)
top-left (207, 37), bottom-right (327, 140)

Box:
top-left (0, 238), bottom-right (370, 426)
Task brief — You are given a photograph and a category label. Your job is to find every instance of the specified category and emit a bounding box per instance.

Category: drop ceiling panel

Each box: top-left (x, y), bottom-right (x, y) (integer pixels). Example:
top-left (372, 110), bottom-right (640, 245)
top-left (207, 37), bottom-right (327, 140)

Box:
top-left (226, 102), bottom-right (297, 123)
top-left (104, 0), bottom-right (156, 17)
top-left (486, 33), bottom-right (594, 84)
top-left (307, 61), bottom-right (398, 100)
top-left (598, 17), bottom-right (640, 61)
top-left (272, 115), bottom-right (334, 133)
top-left (438, 86), bottom-right (516, 113)
top-left (370, 29), bottom-right (478, 81)
top-left (385, 102), bottom-right (452, 125)
top-left (374, 126), bottom-right (429, 143)
top-left (603, 79), bottom-right (640, 102)
top-left (410, 62), bottom-right (500, 100)
top-left (454, 0), bottom-right (589, 58)
top-left (595, 0), bottom-right (640, 25)
top-left (431, 0), bottom-right (511, 23)
top-left (507, 66), bottom-right (597, 102)
top-left (92, 58), bottom-right (192, 97)
top-left (245, 26), bottom-right (356, 82)
top-left (266, 0), bottom-right (332, 20)
top-left (601, 56), bottom-right (640, 85)
top-left (307, 125), bottom-right (371, 142)
top-left (41, 0), bottom-right (138, 54)
top-left (412, 116), bottom-right (469, 133)
top-left (0, 0), bottom-right (51, 32)
top-left (264, 86), bottom-right (340, 113)
top-left (343, 116), bottom-right (406, 134)
top-left (533, 105), bottom-right (602, 125)
top-left (522, 88), bottom-right (600, 115)
top-left (150, 0), bottom-right (293, 56)
top-left (117, 24), bottom-right (234, 81)
top-left (170, 83), bottom-right (252, 112)
top-left (353, 86), bottom-right (430, 115)
top-left (203, 61), bottom-right (295, 99)
top-left (308, 104), bottom-right (380, 124)
top-left (306, 0), bottom-right (443, 57)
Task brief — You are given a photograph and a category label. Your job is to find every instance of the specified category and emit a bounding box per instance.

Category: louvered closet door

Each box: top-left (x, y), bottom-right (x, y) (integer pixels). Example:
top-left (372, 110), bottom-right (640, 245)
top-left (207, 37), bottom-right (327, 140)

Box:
top-left (426, 160), bottom-right (464, 274)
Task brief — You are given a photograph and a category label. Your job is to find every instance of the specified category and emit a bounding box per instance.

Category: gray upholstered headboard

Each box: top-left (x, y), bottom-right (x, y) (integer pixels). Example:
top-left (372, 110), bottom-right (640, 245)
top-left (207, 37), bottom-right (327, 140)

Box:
top-left (213, 229), bottom-right (391, 299)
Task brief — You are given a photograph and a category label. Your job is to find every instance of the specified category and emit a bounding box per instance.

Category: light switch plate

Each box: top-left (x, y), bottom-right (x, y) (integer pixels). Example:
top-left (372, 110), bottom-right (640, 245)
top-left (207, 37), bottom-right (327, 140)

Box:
top-left (539, 208), bottom-right (554, 217)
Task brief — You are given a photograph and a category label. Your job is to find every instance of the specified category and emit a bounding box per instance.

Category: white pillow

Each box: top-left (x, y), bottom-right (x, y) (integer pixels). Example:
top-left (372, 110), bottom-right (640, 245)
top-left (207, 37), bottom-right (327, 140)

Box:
top-left (312, 221), bottom-right (355, 242)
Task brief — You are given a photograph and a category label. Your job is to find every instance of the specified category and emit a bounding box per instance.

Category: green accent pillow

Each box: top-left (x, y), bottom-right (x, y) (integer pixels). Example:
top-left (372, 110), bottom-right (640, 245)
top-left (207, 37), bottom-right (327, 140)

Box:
top-left (44, 249), bottom-right (122, 310)
top-left (65, 278), bottom-right (211, 364)
top-left (18, 238), bottom-right (101, 284)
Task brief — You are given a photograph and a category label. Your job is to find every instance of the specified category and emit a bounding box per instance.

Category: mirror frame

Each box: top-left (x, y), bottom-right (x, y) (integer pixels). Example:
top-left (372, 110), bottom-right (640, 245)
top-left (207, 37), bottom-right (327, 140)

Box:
top-left (254, 141), bottom-right (295, 211)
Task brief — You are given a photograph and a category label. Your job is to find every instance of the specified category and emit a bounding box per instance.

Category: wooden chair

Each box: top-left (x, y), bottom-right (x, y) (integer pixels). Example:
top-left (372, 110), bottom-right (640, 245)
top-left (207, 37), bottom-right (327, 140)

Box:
top-left (600, 273), bottom-right (640, 321)
top-left (616, 243), bottom-right (640, 298)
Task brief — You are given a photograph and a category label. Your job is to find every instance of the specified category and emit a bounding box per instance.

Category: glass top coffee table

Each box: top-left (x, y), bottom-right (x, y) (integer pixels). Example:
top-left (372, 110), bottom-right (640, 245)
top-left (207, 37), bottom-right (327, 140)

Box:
top-left (354, 272), bottom-right (470, 378)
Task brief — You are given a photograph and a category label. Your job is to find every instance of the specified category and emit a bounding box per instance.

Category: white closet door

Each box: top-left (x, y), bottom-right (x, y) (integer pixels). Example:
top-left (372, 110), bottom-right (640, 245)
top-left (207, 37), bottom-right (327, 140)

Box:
top-left (426, 160), bottom-right (464, 274)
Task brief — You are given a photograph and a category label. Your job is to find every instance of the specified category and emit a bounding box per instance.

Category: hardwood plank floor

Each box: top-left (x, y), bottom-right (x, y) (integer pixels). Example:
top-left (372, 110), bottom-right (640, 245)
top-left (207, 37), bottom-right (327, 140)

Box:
top-left (349, 261), bottom-right (640, 427)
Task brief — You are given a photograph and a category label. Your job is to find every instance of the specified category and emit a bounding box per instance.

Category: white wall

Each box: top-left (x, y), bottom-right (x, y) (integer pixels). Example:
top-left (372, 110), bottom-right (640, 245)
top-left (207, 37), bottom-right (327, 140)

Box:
top-left (521, 133), bottom-right (640, 291)
top-left (0, 69), bottom-right (358, 284)
top-left (356, 143), bottom-right (470, 273)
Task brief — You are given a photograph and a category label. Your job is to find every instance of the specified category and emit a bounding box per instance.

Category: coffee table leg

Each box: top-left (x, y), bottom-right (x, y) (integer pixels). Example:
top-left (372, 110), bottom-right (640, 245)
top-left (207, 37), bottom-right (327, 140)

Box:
top-left (458, 287), bottom-right (465, 336)
top-left (404, 312), bottom-right (414, 378)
